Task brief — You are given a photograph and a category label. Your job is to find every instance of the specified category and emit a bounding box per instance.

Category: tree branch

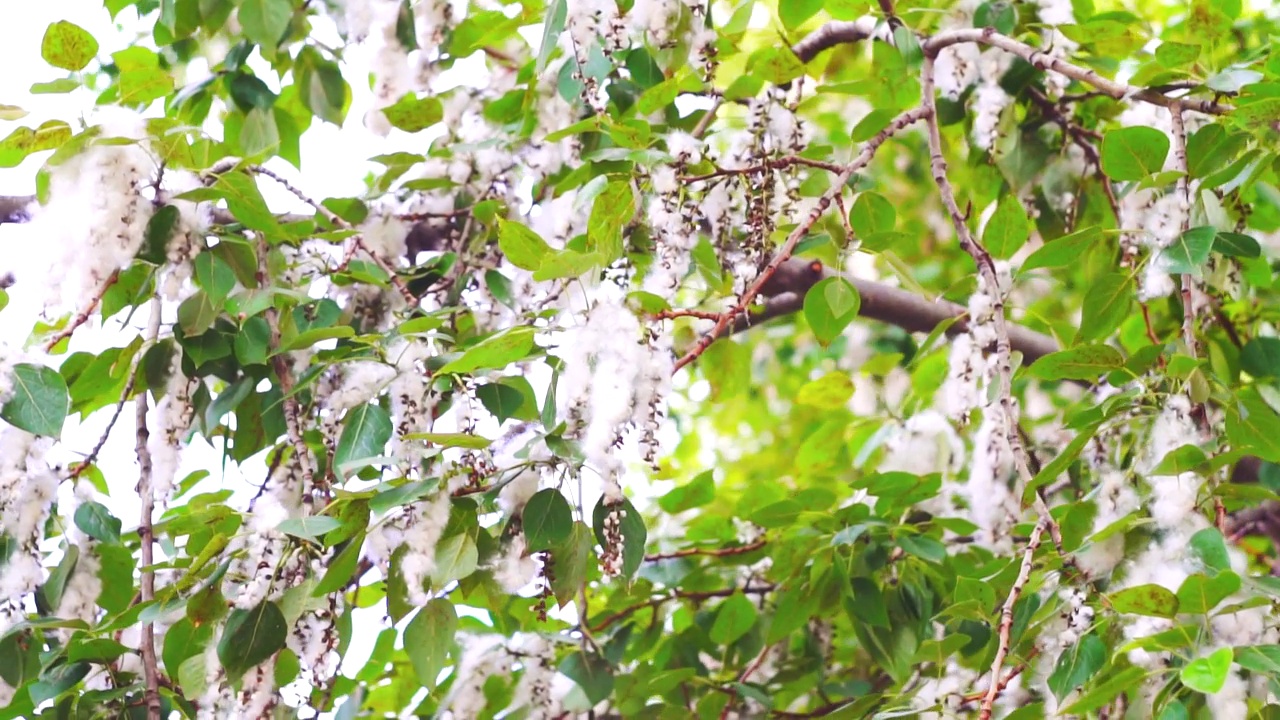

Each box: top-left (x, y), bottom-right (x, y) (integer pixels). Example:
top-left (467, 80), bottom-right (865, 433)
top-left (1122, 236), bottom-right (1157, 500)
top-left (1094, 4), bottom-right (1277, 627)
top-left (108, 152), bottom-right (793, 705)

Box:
top-left (134, 297), bottom-right (164, 720)
top-left (980, 519), bottom-right (1045, 720)
top-left (673, 106), bottom-right (929, 372)
top-left (792, 21), bottom-right (875, 64)
top-left (924, 29), bottom-right (1229, 115)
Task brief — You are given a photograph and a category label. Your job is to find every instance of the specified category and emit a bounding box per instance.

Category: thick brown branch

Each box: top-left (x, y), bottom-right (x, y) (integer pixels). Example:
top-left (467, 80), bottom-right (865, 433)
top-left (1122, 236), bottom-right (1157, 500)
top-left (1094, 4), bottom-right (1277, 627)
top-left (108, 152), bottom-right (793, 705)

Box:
top-left (720, 260), bottom-right (1061, 363)
top-left (673, 106), bottom-right (929, 372)
top-left (792, 21), bottom-right (875, 63)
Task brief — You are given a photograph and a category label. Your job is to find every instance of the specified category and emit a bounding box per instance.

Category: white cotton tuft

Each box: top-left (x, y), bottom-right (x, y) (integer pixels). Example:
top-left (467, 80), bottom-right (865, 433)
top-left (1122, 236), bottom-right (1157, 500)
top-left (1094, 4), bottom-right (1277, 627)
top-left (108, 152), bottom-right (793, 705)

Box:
top-left (360, 214), bottom-right (410, 260)
top-left (36, 108), bottom-right (156, 312)
top-left (493, 535), bottom-right (540, 593)
top-left (971, 82), bottom-right (1010, 151)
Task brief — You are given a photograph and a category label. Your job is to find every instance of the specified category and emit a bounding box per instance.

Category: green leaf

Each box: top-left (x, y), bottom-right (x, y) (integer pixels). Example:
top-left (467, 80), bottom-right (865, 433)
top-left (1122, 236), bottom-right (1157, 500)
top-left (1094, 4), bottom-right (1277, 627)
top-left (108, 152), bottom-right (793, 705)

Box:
top-left (1048, 634), bottom-right (1106, 701)
top-left (193, 252), bottom-right (237, 306)
top-left (1, 363), bottom-right (70, 437)
top-left (1241, 337), bottom-right (1280, 378)
top-left (1159, 226), bottom-right (1215, 275)
top-left (1077, 273), bottom-right (1132, 343)
top-left (1175, 571), bottom-right (1240, 614)
top-left (382, 94), bottom-right (443, 133)
top-left (1155, 41), bottom-right (1200, 67)
top-left (118, 68), bottom-right (175, 105)
top-left (432, 531), bottom-right (479, 585)
top-left (476, 382), bottom-right (526, 422)
top-left (658, 471), bottom-right (715, 513)
top-left (780, 0), bottom-right (823, 29)
top-left (403, 598), bottom-right (456, 689)
top-left (208, 171), bottom-right (280, 234)
top-left (550, 522), bottom-right (593, 606)
top-left (404, 432), bottom-right (492, 449)
top-left (592, 496), bottom-right (647, 578)
top-left (276, 516), bottom-right (343, 542)
top-left (984, 195), bottom-right (1030, 258)
top-left (849, 192), bottom-right (895, 237)
top-left (536, 0), bottom-right (567, 74)
top-left (523, 489), bottom-right (573, 552)
top-left (314, 533), bottom-right (364, 594)
top-left (238, 106), bottom-right (280, 157)
top-left (0, 121), bottom-right (73, 168)
top-left (844, 577), bottom-right (889, 627)
top-left (41, 21), bottom-right (99, 71)
top-left (1180, 647), bottom-right (1232, 694)
top-left (803, 277), bottom-right (860, 346)
top-left (217, 601), bottom-right (288, 679)
top-left (710, 592), bottom-right (758, 645)
top-left (1101, 126), bottom-right (1171, 181)
top-left (334, 404), bottom-right (393, 477)
top-left (238, 0), bottom-right (292, 48)
top-left (1234, 645), bottom-right (1280, 674)
top-left (1189, 528), bottom-right (1232, 573)
top-left (1059, 666), bottom-right (1146, 714)
top-left (1029, 344), bottom-right (1124, 381)
top-left (827, 0), bottom-right (870, 21)
top-left (1021, 226), bottom-right (1104, 273)
top-left (1214, 231), bottom-right (1261, 258)
top-left (560, 651), bottom-right (613, 705)
top-left (795, 372), bottom-right (855, 408)
top-left (279, 325), bottom-right (356, 353)
top-left (533, 249), bottom-right (604, 281)
top-left (1108, 584), bottom-right (1179, 618)
top-left (438, 326), bottom-right (536, 375)
top-left (1151, 444), bottom-right (1209, 475)
top-left (749, 47), bottom-right (805, 84)
top-left (73, 501), bottom-right (122, 544)
top-left (586, 180), bottom-right (634, 264)
top-left (497, 219), bottom-right (552, 271)
top-left (1226, 390), bottom-right (1280, 463)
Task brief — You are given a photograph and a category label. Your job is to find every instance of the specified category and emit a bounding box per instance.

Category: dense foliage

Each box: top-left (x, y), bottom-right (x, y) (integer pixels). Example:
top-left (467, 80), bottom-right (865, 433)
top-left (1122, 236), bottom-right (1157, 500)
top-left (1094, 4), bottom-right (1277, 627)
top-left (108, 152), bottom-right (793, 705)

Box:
top-left (4, 0), bottom-right (1280, 717)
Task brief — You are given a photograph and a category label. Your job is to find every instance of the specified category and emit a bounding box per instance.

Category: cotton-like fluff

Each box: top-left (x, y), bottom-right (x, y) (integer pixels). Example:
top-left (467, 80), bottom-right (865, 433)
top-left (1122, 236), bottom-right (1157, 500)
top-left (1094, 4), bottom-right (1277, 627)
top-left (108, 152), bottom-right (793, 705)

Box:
top-left (557, 293), bottom-right (672, 489)
top-left (224, 491), bottom-right (292, 610)
top-left (388, 338), bottom-right (435, 470)
top-left (510, 634), bottom-right (560, 719)
top-left (0, 429), bottom-right (56, 601)
top-left (492, 534), bottom-right (540, 593)
top-left (37, 108), bottom-right (156, 312)
top-left (441, 634), bottom-right (512, 718)
top-left (327, 360), bottom-right (397, 414)
top-left (879, 410), bottom-right (966, 478)
top-left (398, 491), bottom-right (452, 605)
top-left (1035, 0), bottom-right (1079, 96)
top-left (1074, 470), bottom-right (1138, 579)
top-left (965, 409), bottom-right (1019, 552)
top-left (629, 0), bottom-right (681, 46)
top-left (148, 350), bottom-right (199, 501)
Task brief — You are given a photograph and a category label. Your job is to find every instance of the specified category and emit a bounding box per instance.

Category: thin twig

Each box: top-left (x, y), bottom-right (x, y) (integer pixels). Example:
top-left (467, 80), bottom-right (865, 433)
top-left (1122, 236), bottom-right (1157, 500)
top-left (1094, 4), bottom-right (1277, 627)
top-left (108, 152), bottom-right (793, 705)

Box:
top-left (258, 240), bottom-right (321, 500)
top-left (681, 155), bottom-right (847, 183)
top-left (652, 308), bottom-right (723, 322)
top-left (980, 520), bottom-right (1046, 720)
top-left (923, 29), bottom-right (1229, 115)
top-left (645, 539), bottom-right (767, 562)
top-left (134, 297), bottom-right (164, 720)
top-left (44, 270), bottom-right (121, 351)
top-left (673, 106), bottom-right (929, 372)
top-left (588, 584), bottom-right (775, 633)
top-left (720, 641), bottom-right (779, 720)
top-left (69, 371), bottom-right (138, 480)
